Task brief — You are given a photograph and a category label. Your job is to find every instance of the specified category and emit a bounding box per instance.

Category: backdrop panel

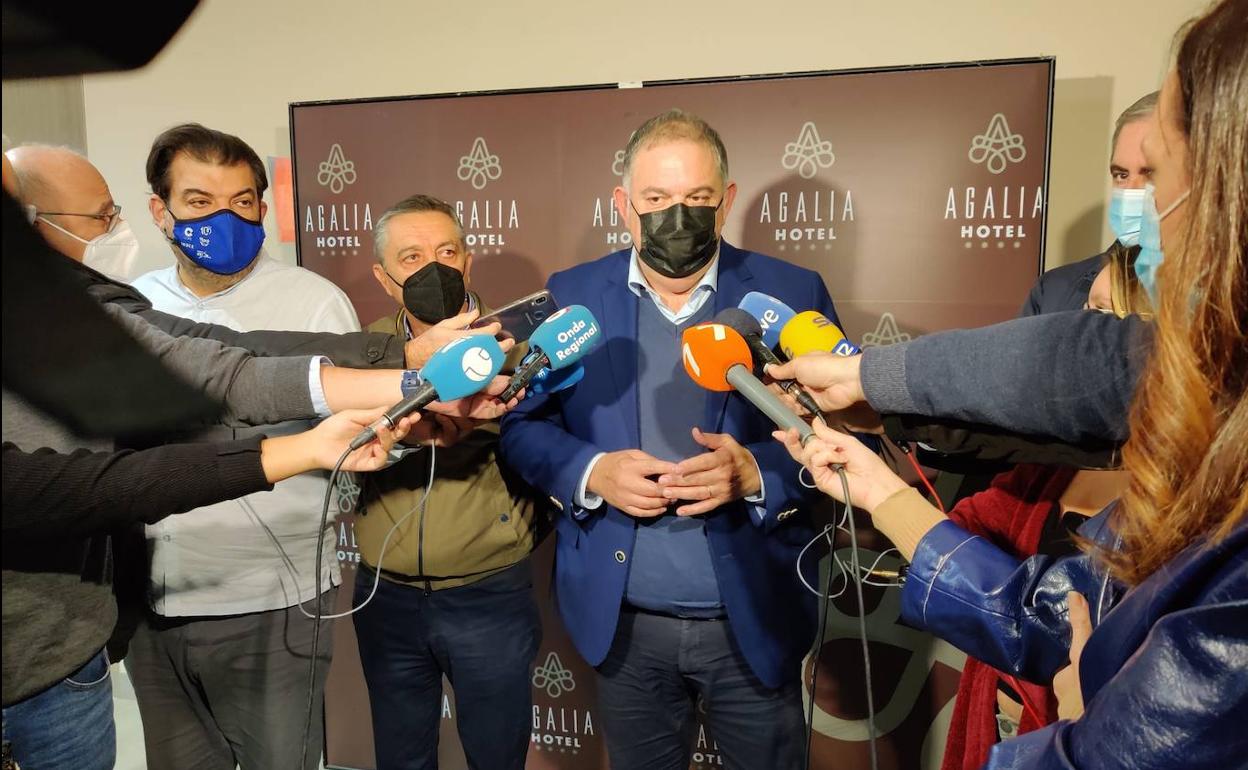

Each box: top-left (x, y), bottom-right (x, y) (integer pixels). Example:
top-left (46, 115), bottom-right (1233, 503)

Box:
top-left (292, 58), bottom-right (1053, 770)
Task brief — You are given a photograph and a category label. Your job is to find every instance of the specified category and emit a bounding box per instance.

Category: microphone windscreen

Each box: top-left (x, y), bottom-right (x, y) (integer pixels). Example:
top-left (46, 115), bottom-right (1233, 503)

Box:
top-left (529, 304), bottom-right (603, 370)
top-left (681, 323), bottom-right (752, 391)
top-left (714, 307), bottom-right (764, 340)
top-left (738, 291), bottom-right (796, 349)
top-left (778, 311), bottom-right (860, 358)
top-left (529, 361), bottom-right (585, 395)
top-left (421, 335), bottom-right (505, 400)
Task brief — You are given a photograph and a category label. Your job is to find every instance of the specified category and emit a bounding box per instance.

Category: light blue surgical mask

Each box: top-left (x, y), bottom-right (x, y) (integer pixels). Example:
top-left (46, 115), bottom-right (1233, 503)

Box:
top-left (1107, 187), bottom-right (1147, 247)
top-left (1135, 183), bottom-right (1189, 303)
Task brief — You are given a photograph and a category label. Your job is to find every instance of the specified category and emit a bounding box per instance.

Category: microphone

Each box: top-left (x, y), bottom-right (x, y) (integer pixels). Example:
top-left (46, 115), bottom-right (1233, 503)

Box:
top-left (778, 311), bottom-right (861, 359)
top-left (526, 359), bottom-right (585, 397)
top-left (738, 291), bottom-right (797, 350)
top-left (680, 322), bottom-right (813, 445)
top-left (713, 308), bottom-right (825, 419)
top-left (499, 305), bottom-right (602, 402)
top-left (348, 334), bottom-right (505, 450)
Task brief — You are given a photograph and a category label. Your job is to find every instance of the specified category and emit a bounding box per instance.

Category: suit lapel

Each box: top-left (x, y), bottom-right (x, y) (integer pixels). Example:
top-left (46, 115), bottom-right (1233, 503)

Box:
top-left (600, 256), bottom-right (641, 448)
top-left (703, 244), bottom-right (754, 434)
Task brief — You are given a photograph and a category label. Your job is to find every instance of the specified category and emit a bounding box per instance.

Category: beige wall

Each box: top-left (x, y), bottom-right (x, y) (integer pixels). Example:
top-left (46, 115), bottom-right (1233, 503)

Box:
top-left (81, 0), bottom-right (1205, 277)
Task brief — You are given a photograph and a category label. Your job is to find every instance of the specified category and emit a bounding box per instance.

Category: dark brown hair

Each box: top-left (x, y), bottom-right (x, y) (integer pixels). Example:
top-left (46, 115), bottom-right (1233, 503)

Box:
top-left (146, 123), bottom-right (268, 201)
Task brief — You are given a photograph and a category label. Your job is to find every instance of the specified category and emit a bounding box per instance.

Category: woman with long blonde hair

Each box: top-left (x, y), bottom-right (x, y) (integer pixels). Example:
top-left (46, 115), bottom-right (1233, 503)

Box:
top-left (773, 0), bottom-right (1246, 766)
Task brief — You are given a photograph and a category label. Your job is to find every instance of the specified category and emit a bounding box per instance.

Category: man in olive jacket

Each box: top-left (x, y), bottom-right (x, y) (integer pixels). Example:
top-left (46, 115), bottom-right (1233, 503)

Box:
top-left (351, 194), bottom-right (541, 770)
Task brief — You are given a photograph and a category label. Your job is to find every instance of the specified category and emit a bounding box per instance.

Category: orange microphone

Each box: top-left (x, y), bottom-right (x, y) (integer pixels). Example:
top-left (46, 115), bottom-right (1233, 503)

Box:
top-left (681, 322), bottom-right (813, 443)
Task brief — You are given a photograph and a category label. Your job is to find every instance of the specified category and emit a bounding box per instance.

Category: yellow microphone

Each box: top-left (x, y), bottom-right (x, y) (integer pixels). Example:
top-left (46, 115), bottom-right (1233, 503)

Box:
top-left (778, 311), bottom-right (861, 359)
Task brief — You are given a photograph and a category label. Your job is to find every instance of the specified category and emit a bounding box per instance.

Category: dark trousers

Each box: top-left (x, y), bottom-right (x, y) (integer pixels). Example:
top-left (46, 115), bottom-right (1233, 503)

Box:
top-left (596, 607), bottom-right (805, 770)
top-left (126, 589), bottom-right (337, 770)
top-left (352, 560), bottom-right (541, 770)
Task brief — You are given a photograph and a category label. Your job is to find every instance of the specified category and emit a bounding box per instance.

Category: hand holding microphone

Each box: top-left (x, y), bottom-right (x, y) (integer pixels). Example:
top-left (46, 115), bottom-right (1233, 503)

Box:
top-left (349, 334), bottom-right (506, 450)
top-left (714, 307), bottom-right (825, 419)
top-left (403, 307), bottom-right (514, 369)
top-left (680, 322), bottom-right (814, 444)
top-left (764, 310), bottom-right (867, 414)
top-left (499, 305), bottom-right (602, 402)
top-left (772, 420), bottom-right (908, 512)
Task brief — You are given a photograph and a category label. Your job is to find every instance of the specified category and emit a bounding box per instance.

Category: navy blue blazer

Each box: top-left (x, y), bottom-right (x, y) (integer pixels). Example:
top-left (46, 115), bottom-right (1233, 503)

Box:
top-left (499, 242), bottom-right (840, 688)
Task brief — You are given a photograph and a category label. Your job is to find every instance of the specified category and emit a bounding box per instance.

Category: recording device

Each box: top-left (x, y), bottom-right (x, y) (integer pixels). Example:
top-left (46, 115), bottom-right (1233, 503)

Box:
top-left (738, 291), bottom-right (797, 350)
top-left (714, 308), bottom-right (825, 419)
top-left (469, 289), bottom-right (556, 342)
top-left (348, 334), bottom-right (505, 450)
top-left (498, 305), bottom-right (602, 402)
top-left (680, 322), bottom-right (813, 444)
top-left (778, 310), bottom-right (862, 359)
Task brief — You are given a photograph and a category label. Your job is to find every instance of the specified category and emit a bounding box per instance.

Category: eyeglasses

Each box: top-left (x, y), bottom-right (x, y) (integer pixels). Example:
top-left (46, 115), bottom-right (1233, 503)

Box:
top-left (37, 204), bottom-right (122, 232)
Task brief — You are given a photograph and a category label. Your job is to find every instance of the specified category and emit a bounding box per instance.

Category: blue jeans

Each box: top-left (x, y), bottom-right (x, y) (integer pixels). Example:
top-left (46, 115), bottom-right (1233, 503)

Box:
top-left (352, 560), bottom-right (541, 770)
top-left (2, 648), bottom-right (116, 770)
top-left (596, 608), bottom-right (805, 770)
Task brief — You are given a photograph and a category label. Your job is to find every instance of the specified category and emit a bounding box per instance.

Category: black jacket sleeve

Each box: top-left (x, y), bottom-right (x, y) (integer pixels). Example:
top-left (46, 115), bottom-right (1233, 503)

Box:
top-left (78, 262), bottom-right (405, 368)
top-left (881, 413), bottom-right (1123, 470)
top-left (1, 437), bottom-right (273, 539)
top-left (136, 308), bottom-right (405, 368)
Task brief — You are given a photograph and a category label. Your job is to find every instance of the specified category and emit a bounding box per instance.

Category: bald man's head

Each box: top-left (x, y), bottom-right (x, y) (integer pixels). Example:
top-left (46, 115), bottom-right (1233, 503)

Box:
top-left (5, 145), bottom-right (118, 261)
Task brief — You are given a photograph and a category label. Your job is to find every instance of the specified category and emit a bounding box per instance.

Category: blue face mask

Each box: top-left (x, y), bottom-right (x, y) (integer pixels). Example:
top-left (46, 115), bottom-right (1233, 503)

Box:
top-left (1107, 187), bottom-right (1147, 247)
top-left (1135, 183), bottom-right (1189, 303)
top-left (168, 208), bottom-right (265, 275)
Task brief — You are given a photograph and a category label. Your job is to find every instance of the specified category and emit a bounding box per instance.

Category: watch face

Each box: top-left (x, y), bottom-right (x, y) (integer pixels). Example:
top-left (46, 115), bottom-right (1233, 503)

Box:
top-left (400, 370), bottom-right (424, 397)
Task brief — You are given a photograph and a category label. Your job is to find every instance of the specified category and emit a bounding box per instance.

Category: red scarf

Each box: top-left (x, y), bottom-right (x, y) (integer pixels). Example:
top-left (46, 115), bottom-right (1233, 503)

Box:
top-left (939, 463), bottom-right (1075, 770)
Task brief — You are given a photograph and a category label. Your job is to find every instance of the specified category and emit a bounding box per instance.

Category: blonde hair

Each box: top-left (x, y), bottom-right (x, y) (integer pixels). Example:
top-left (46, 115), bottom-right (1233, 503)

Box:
top-left (1105, 0), bottom-right (1248, 585)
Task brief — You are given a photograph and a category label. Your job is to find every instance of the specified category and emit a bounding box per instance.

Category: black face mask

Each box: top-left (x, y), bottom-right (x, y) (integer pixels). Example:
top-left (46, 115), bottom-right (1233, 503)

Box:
top-left (388, 262), bottom-right (466, 324)
top-left (634, 201), bottom-right (721, 279)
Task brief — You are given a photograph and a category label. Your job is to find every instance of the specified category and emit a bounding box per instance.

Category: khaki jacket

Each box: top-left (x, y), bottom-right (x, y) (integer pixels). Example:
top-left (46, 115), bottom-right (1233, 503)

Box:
top-left (354, 301), bottom-right (540, 590)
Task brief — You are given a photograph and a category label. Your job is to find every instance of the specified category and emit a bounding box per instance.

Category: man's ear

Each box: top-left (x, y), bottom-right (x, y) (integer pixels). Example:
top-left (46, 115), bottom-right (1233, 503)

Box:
top-left (259, 200), bottom-right (269, 222)
top-left (373, 261), bottom-right (404, 308)
top-left (462, 253), bottom-right (473, 287)
top-left (720, 181), bottom-right (738, 222)
top-left (612, 186), bottom-right (630, 223)
top-left (149, 194), bottom-right (168, 232)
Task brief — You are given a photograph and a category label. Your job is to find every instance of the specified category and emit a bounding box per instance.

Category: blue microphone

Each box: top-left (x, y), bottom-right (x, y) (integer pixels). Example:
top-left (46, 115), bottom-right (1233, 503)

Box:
top-left (526, 357), bottom-right (585, 397)
top-left (499, 305), bottom-right (602, 401)
top-left (349, 335), bottom-right (505, 450)
top-left (738, 291), bottom-right (797, 351)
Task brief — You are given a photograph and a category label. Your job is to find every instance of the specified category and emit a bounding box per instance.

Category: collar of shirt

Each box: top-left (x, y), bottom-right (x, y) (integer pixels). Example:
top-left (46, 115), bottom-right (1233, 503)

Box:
top-left (170, 248), bottom-right (274, 304)
top-left (626, 248), bottom-right (719, 325)
top-left (401, 292), bottom-right (476, 341)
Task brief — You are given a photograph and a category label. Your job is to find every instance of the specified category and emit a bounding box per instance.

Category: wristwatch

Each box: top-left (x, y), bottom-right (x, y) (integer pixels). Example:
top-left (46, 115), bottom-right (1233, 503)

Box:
top-left (399, 369), bottom-right (424, 398)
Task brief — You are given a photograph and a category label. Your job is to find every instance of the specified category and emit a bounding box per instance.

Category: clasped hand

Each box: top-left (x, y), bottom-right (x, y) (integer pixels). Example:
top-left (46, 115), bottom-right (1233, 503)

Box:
top-left (588, 428), bottom-right (761, 518)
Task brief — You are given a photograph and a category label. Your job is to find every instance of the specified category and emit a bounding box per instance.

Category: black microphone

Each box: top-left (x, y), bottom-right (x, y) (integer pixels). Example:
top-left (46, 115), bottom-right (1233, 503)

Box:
top-left (714, 308), bottom-right (825, 420)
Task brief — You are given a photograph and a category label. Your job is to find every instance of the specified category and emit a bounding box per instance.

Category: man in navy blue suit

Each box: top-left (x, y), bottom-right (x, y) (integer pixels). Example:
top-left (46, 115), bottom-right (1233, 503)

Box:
top-left (500, 110), bottom-right (842, 769)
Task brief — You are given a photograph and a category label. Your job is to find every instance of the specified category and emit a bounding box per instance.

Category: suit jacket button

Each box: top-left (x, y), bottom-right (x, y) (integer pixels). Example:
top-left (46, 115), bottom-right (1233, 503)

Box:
top-left (614, 550), bottom-right (627, 563)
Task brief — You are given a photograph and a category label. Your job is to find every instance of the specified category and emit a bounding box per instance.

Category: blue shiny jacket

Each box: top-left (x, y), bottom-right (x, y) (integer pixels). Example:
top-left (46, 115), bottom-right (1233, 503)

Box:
top-left (901, 511), bottom-right (1248, 769)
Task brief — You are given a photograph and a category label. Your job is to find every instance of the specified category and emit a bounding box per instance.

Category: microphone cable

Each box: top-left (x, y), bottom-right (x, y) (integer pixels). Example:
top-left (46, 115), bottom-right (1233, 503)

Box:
top-left (300, 445), bottom-right (350, 770)
top-left (297, 442), bottom-right (439, 770)
top-left (796, 464), bottom-right (879, 770)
